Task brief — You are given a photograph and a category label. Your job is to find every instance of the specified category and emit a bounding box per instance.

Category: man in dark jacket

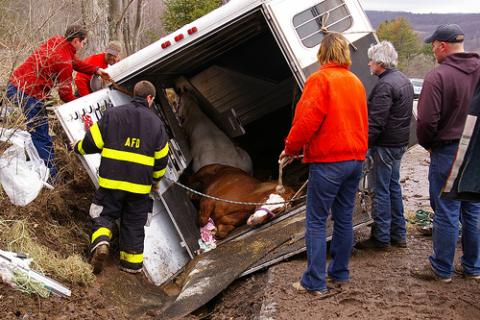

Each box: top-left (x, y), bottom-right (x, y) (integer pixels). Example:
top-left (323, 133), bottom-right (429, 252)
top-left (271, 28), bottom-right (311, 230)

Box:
top-left (414, 24), bottom-right (480, 282)
top-left (355, 41), bottom-right (413, 250)
top-left (6, 25), bottom-right (109, 179)
top-left (74, 80), bottom-right (169, 274)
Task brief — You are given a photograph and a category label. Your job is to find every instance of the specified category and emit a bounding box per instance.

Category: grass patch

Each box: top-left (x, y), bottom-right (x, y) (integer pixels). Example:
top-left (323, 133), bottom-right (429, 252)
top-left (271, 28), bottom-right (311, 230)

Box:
top-left (0, 219), bottom-right (95, 286)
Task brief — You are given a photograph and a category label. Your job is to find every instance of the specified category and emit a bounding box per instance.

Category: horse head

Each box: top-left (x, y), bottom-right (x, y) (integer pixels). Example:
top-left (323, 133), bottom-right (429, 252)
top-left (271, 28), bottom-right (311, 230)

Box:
top-left (247, 187), bottom-right (296, 226)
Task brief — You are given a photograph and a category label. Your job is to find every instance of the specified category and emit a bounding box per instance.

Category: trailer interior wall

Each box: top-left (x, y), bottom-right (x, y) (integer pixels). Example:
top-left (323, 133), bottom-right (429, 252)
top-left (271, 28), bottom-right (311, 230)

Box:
top-left (119, 8), bottom-right (302, 180)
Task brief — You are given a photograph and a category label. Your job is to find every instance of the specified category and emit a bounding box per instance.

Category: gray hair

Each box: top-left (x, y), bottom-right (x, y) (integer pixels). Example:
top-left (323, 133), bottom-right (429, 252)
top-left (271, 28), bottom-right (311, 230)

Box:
top-left (367, 41), bottom-right (398, 68)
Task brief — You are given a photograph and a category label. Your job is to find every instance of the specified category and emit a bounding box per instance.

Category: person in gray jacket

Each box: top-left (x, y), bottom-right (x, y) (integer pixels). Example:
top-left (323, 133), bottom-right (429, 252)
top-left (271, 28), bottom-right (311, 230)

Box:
top-left (355, 41), bottom-right (413, 250)
top-left (413, 24), bottom-right (480, 282)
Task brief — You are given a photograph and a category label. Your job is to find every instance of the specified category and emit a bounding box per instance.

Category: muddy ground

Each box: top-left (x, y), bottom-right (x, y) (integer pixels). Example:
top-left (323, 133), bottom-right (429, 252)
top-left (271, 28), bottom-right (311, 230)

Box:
top-left (1, 142), bottom-right (479, 319)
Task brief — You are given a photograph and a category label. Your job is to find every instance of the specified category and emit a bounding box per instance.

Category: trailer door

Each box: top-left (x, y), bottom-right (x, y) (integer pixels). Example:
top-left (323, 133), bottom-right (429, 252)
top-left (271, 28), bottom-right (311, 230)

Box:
top-left (266, 0), bottom-right (370, 88)
top-left (55, 89), bottom-right (195, 286)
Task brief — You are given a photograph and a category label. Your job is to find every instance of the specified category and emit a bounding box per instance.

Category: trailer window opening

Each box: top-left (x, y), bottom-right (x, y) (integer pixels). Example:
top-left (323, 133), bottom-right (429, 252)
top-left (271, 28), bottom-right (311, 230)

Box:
top-left (293, 0), bottom-right (353, 48)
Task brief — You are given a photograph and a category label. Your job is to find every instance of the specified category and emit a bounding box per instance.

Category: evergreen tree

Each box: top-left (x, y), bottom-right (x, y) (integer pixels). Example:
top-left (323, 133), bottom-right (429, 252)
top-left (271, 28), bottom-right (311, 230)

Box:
top-left (376, 17), bottom-right (421, 70)
top-left (163, 0), bottom-right (223, 33)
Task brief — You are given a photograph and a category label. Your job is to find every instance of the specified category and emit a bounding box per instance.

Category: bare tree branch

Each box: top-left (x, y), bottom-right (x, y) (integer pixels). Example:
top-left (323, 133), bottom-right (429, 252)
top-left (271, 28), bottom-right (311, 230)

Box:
top-left (132, 0), bottom-right (145, 53)
top-left (114, 0), bottom-right (135, 35)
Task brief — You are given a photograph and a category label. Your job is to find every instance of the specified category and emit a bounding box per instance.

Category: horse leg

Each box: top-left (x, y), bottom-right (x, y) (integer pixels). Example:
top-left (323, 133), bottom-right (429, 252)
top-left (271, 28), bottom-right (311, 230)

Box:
top-left (198, 200), bottom-right (215, 227)
top-left (214, 209), bottom-right (253, 238)
top-left (216, 224), bottom-right (237, 239)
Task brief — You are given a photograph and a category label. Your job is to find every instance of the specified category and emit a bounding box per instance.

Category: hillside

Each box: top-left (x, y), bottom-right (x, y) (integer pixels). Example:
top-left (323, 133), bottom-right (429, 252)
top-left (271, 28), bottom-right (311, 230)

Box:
top-left (366, 11), bottom-right (480, 52)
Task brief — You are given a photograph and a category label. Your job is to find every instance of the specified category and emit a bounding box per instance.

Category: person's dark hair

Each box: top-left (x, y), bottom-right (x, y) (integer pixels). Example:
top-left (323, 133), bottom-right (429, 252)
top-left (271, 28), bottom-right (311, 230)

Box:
top-left (133, 80), bottom-right (156, 98)
top-left (64, 25), bottom-right (88, 42)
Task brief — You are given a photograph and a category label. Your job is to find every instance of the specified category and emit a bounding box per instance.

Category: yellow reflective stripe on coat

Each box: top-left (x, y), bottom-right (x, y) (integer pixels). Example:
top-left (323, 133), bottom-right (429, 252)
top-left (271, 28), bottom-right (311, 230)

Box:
top-left (77, 140), bottom-right (86, 155)
top-left (98, 177), bottom-right (152, 194)
top-left (154, 143), bottom-right (169, 159)
top-left (153, 168), bottom-right (166, 179)
top-left (91, 227), bottom-right (112, 243)
top-left (120, 251), bottom-right (143, 264)
top-left (90, 123), bottom-right (104, 150)
top-left (102, 148), bottom-right (155, 166)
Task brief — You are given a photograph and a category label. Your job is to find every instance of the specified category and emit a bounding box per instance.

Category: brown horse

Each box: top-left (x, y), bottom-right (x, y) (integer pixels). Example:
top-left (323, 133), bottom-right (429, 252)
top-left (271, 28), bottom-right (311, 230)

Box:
top-left (190, 164), bottom-right (295, 239)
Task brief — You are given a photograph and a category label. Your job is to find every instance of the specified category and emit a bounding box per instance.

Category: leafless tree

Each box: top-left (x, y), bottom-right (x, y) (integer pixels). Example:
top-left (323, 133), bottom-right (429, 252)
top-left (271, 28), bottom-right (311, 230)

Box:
top-left (80, 0), bottom-right (162, 57)
top-left (81, 0), bottom-right (110, 54)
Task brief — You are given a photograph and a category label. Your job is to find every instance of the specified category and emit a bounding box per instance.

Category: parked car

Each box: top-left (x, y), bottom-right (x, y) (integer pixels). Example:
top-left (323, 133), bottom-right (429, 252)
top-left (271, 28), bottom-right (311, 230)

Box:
top-left (410, 78), bottom-right (424, 99)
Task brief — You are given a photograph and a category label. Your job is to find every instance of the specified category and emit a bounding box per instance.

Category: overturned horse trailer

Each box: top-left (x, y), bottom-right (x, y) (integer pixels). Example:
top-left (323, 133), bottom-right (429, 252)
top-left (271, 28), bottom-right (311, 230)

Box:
top-left (56, 0), bottom-right (377, 312)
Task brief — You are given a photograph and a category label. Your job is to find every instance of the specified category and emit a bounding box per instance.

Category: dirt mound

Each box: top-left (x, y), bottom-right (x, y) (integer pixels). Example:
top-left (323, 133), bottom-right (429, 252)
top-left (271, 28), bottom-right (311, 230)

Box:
top-left (0, 118), bottom-right (152, 319)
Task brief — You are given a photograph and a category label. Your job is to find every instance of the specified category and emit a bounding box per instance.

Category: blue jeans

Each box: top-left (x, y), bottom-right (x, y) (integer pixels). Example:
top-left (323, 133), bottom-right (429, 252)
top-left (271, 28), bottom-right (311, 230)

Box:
top-left (301, 161), bottom-right (363, 291)
top-left (6, 83), bottom-right (57, 177)
top-left (370, 146), bottom-right (407, 244)
top-left (429, 143), bottom-right (480, 277)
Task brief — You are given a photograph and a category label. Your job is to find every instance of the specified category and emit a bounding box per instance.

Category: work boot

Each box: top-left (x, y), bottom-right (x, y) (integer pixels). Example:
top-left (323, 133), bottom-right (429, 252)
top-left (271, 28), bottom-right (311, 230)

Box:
top-left (391, 239), bottom-right (407, 248)
top-left (119, 265), bottom-right (143, 274)
top-left (354, 237), bottom-right (390, 250)
top-left (292, 281), bottom-right (328, 296)
top-left (90, 244), bottom-right (109, 274)
top-left (455, 265), bottom-right (480, 281)
top-left (326, 275), bottom-right (349, 288)
top-left (411, 264), bottom-right (452, 283)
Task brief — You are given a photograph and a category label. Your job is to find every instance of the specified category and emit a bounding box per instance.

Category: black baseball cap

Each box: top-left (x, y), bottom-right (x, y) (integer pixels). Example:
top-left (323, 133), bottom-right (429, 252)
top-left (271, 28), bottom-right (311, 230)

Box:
top-left (424, 24), bottom-right (465, 43)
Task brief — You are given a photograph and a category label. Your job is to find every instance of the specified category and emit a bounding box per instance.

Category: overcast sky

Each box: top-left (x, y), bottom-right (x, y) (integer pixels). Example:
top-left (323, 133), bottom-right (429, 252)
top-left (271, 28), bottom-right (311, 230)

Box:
top-left (360, 0), bottom-right (480, 13)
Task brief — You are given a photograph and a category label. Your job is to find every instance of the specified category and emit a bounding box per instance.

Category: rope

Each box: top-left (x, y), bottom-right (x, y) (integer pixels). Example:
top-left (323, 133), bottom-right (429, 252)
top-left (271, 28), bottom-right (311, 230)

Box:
top-left (320, 12), bottom-right (330, 34)
top-left (276, 157), bottom-right (288, 194)
top-left (164, 176), bottom-right (307, 206)
top-left (276, 154), bottom-right (303, 194)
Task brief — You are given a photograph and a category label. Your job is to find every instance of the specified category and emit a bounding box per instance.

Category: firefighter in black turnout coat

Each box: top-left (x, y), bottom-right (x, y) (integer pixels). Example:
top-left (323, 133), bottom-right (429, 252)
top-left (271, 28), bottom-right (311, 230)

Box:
top-left (74, 80), bottom-right (169, 274)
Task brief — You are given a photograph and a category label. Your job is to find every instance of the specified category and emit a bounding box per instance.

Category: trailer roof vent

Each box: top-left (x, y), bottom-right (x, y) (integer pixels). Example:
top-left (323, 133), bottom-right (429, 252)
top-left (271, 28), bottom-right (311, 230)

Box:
top-left (161, 41), bottom-right (171, 49)
top-left (174, 34), bottom-right (185, 42)
top-left (187, 27), bottom-right (198, 35)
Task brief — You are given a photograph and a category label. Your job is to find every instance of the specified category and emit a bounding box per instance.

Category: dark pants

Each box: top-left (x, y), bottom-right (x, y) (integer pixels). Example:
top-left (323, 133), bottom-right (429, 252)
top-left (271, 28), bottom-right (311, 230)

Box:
top-left (90, 187), bottom-right (152, 271)
top-left (429, 143), bottom-right (480, 277)
top-left (6, 82), bottom-right (57, 177)
top-left (301, 161), bottom-right (363, 291)
top-left (370, 146), bottom-right (407, 244)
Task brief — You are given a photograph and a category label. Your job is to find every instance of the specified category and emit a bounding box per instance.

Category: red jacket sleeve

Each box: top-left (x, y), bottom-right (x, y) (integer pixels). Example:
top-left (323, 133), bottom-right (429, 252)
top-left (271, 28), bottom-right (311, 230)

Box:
top-left (284, 74), bottom-right (327, 155)
top-left (75, 73), bottom-right (92, 97)
top-left (72, 56), bottom-right (98, 75)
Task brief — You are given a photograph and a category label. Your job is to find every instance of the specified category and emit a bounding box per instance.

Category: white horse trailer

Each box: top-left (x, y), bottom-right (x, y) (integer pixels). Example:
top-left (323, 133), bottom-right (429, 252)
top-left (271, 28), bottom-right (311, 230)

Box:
top-left (56, 0), bottom-right (378, 311)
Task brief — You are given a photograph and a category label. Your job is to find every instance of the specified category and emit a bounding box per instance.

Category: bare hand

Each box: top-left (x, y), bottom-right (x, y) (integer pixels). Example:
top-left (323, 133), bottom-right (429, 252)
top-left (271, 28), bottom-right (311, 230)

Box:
top-left (278, 150), bottom-right (293, 165)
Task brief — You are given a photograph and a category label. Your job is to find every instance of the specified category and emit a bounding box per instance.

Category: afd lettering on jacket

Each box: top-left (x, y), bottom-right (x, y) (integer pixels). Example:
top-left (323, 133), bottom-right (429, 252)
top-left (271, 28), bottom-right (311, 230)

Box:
top-left (125, 137), bottom-right (140, 148)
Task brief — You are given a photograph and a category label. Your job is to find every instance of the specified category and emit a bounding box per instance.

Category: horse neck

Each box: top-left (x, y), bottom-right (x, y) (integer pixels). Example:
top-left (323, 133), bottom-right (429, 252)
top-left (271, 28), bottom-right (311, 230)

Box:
top-left (183, 103), bottom-right (218, 132)
top-left (253, 182), bottom-right (278, 196)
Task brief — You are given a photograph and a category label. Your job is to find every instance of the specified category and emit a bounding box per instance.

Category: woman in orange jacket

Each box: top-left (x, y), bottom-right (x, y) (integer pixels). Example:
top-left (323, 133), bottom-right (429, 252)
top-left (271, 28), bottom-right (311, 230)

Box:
top-left (280, 32), bottom-right (368, 294)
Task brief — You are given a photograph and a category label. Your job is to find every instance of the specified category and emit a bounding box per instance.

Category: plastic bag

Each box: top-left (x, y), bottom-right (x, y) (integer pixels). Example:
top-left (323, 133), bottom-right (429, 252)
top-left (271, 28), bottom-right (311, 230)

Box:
top-left (0, 128), bottom-right (50, 206)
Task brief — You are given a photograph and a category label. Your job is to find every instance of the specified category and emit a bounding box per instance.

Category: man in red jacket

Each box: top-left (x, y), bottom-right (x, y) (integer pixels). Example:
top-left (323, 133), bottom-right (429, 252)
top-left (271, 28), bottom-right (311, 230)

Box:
top-left (6, 25), bottom-right (110, 179)
top-left (75, 41), bottom-right (122, 97)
